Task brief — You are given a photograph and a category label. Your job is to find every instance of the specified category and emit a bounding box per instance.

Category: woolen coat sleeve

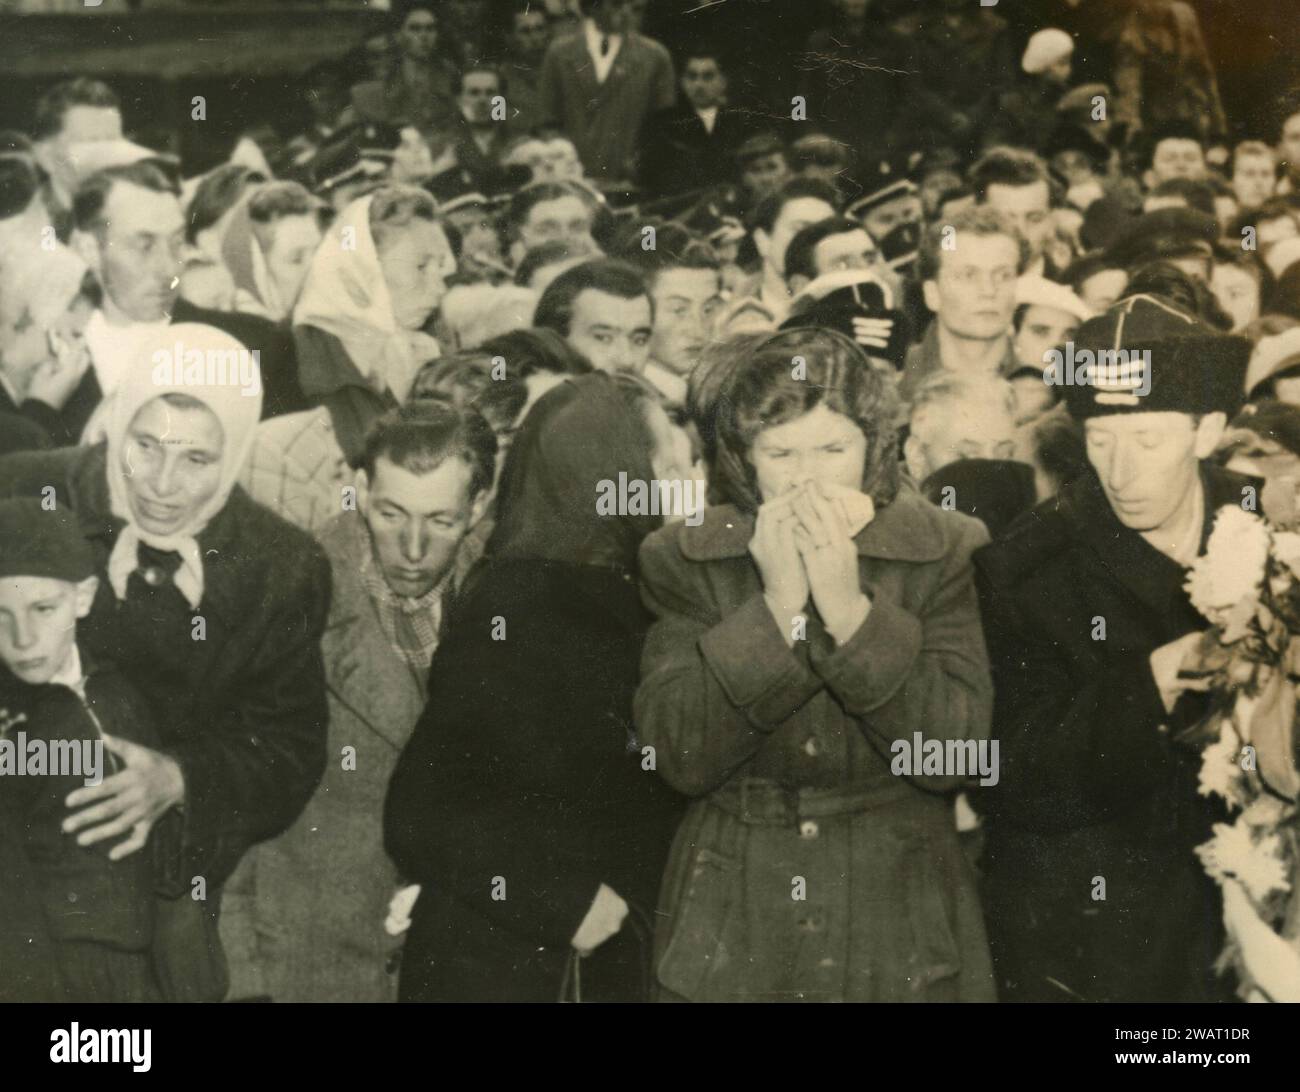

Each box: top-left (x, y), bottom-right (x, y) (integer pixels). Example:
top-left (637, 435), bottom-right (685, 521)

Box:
top-left (168, 542), bottom-right (332, 887)
top-left (808, 516), bottom-right (993, 768)
top-left (633, 529), bottom-right (825, 798)
top-left (974, 563), bottom-right (1181, 831)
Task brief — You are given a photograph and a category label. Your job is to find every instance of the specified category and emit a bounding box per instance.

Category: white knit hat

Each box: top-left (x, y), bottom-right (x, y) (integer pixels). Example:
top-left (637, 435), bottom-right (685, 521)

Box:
top-left (1022, 29), bottom-right (1074, 75)
top-left (1014, 274), bottom-right (1093, 323)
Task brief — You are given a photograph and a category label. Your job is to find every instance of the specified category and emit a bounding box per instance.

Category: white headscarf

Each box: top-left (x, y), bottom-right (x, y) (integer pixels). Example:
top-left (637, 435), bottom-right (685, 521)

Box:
top-left (292, 194), bottom-right (433, 403)
top-left (104, 323), bottom-right (263, 610)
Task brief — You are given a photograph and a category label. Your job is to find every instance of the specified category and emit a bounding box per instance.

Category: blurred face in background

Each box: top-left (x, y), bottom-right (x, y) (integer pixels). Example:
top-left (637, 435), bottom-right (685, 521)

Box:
top-left (923, 233), bottom-right (1019, 340)
top-left (1150, 138), bottom-right (1206, 185)
top-left (984, 180), bottom-right (1051, 259)
top-left (262, 213), bottom-right (323, 310)
top-left (755, 196), bottom-right (836, 278)
top-left (1233, 151), bottom-right (1275, 209)
top-left (1077, 267), bottom-right (1127, 312)
top-left (861, 193), bottom-right (922, 243)
top-left (905, 394), bottom-right (1017, 482)
top-left (682, 58), bottom-right (726, 111)
top-left (1211, 261), bottom-right (1262, 332)
top-left (513, 10), bottom-right (551, 58)
top-left (0, 282), bottom-right (93, 397)
top-left (518, 194), bottom-right (595, 256)
top-left (399, 9), bottom-right (439, 63)
top-left (378, 218), bottom-right (454, 330)
top-left (1013, 303), bottom-right (1080, 369)
top-left (364, 33), bottom-right (397, 82)
top-left (648, 266), bottom-right (723, 375)
top-left (446, 204), bottom-right (504, 279)
top-left (459, 71), bottom-right (500, 125)
top-left (1280, 113), bottom-right (1300, 179)
top-left (920, 168), bottom-right (962, 218)
top-left (178, 254), bottom-right (235, 312)
top-left (740, 152), bottom-right (789, 201)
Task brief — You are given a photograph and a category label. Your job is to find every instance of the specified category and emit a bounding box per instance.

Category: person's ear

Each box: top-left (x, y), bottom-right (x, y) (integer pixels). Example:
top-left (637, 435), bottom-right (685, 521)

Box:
top-left (467, 486), bottom-right (493, 529)
top-left (921, 277), bottom-right (941, 314)
top-left (70, 228), bottom-right (101, 278)
top-left (73, 575), bottom-right (99, 619)
top-left (903, 433), bottom-right (927, 483)
top-left (753, 227), bottom-right (771, 262)
top-left (354, 468), bottom-right (371, 515)
top-left (1194, 411), bottom-right (1227, 459)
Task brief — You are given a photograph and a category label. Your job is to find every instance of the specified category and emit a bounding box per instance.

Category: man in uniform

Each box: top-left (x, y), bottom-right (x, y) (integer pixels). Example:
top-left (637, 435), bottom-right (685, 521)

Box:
top-left (973, 292), bottom-right (1252, 1002)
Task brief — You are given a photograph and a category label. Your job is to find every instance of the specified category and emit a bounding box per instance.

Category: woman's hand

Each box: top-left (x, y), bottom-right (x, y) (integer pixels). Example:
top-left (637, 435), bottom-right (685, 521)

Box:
top-left (792, 482), bottom-right (870, 644)
top-left (750, 493), bottom-right (810, 625)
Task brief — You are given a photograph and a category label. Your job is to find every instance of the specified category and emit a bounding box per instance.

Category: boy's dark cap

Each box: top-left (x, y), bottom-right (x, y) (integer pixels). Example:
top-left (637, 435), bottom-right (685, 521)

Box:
top-left (0, 498), bottom-right (96, 583)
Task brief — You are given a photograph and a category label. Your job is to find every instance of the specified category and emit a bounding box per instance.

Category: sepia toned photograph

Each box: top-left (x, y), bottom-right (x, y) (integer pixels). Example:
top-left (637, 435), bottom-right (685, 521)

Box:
top-left (0, 0), bottom-right (1297, 1033)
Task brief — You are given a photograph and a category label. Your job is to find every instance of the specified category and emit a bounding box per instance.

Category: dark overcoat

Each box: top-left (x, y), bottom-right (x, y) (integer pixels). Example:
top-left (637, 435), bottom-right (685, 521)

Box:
top-left (0, 444), bottom-right (331, 898)
top-left (972, 465), bottom-right (1239, 1002)
top-left (384, 558), bottom-right (686, 1003)
top-left (634, 487), bottom-right (997, 1002)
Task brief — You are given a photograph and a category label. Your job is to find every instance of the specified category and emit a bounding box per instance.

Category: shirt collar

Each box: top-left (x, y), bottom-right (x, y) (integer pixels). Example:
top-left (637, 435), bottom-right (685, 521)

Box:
top-left (49, 643), bottom-right (86, 699)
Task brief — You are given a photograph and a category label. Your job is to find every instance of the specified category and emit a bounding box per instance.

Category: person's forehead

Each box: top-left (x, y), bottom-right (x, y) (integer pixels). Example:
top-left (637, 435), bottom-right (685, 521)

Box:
top-left (1283, 115), bottom-right (1300, 136)
top-left (684, 58), bottom-right (720, 74)
top-left (105, 181), bottom-right (183, 229)
top-left (747, 154), bottom-right (785, 171)
top-left (404, 12), bottom-right (437, 29)
top-left (943, 232), bottom-right (1019, 267)
top-left (268, 213), bottom-right (322, 246)
top-left (987, 180), bottom-right (1049, 208)
top-left (653, 265), bottom-right (720, 300)
top-left (0, 575), bottom-right (73, 605)
top-left (463, 72), bottom-right (499, 89)
top-left (777, 197), bottom-right (835, 228)
top-left (816, 228), bottom-right (874, 256)
top-left (1086, 411), bottom-right (1193, 435)
top-left (372, 453), bottom-right (472, 504)
top-left (61, 105), bottom-right (122, 142)
top-left (1023, 303), bottom-right (1076, 327)
top-left (531, 195), bottom-right (587, 221)
top-left (1157, 138), bottom-right (1202, 157)
top-left (573, 288), bottom-right (650, 325)
top-left (131, 397), bottom-right (223, 445)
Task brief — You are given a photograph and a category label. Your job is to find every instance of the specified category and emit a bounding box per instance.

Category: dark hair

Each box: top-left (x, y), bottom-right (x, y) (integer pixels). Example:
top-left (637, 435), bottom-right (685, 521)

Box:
top-left (186, 164), bottom-right (267, 245)
top-left (1274, 89), bottom-right (1300, 141)
top-left (1141, 121), bottom-right (1206, 171)
top-left (0, 155), bottom-right (39, 219)
top-left (513, 241), bottom-right (577, 287)
top-left (679, 47), bottom-right (725, 73)
top-left (368, 183), bottom-right (438, 250)
top-left (1147, 177), bottom-right (1216, 216)
top-left (1031, 411), bottom-right (1089, 495)
top-left (750, 177), bottom-right (841, 235)
top-left (397, 2), bottom-right (438, 32)
top-left (1062, 251), bottom-right (1121, 293)
top-left (917, 205), bottom-right (1029, 282)
top-left (248, 180), bottom-right (330, 230)
top-left (534, 258), bottom-right (650, 337)
top-left (969, 147), bottom-right (1050, 203)
top-left (73, 159), bottom-right (181, 235)
top-left (686, 333), bottom-right (759, 484)
top-left (506, 181), bottom-right (589, 236)
top-left (1214, 243), bottom-right (1273, 292)
top-left (783, 216), bottom-right (867, 283)
top-left (610, 220), bottom-right (720, 288)
top-left (32, 78), bottom-right (120, 142)
top-left (472, 328), bottom-right (595, 429)
top-left (712, 327), bottom-right (901, 513)
top-left (410, 349), bottom-right (494, 409)
top-left (360, 400), bottom-right (497, 501)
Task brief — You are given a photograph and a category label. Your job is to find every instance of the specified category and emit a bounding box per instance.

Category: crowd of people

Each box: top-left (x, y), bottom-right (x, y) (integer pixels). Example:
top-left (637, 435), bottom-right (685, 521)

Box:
top-left (2, 0), bottom-right (1300, 1004)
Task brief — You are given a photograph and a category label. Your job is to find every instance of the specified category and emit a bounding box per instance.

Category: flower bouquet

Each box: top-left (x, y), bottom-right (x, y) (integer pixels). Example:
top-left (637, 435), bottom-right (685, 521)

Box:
top-left (1183, 499), bottom-right (1300, 1002)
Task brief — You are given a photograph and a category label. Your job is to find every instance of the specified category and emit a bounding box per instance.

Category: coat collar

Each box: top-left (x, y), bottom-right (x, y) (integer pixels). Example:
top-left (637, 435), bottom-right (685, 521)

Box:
top-left (1061, 462), bottom-right (1250, 617)
top-left (679, 484), bottom-right (949, 564)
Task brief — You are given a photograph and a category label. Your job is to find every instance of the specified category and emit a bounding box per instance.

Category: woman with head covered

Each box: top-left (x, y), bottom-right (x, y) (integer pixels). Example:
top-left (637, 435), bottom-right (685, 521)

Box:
top-left (384, 372), bottom-right (691, 1002)
top-left (634, 327), bottom-right (997, 1002)
top-left (0, 324), bottom-right (331, 1000)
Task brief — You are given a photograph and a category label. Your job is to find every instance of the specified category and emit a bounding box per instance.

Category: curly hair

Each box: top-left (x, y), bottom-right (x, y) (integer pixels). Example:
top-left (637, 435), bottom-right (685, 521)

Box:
top-left (711, 327), bottom-right (902, 513)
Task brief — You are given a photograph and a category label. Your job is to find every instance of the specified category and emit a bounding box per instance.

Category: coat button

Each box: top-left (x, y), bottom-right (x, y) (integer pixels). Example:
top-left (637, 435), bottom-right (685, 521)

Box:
top-left (141, 566), bottom-right (165, 587)
top-left (799, 819), bottom-right (819, 839)
top-left (67, 891), bottom-right (77, 903)
top-left (803, 737), bottom-right (820, 757)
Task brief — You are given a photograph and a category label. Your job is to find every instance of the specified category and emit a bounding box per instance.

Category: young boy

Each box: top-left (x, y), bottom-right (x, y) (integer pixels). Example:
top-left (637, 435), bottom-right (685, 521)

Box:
top-left (0, 498), bottom-right (174, 1001)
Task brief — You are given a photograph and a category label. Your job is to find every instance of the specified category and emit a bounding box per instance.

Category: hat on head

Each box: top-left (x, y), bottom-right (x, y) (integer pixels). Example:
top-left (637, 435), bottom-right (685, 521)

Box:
top-left (1059, 294), bottom-right (1250, 420)
top-left (1043, 122), bottom-right (1111, 170)
top-left (781, 270), bottom-right (909, 368)
top-left (1022, 28), bottom-right (1074, 75)
top-left (1016, 274), bottom-right (1094, 324)
top-left (846, 179), bottom-right (920, 224)
top-left (1056, 82), bottom-right (1111, 119)
top-left (0, 498), bottom-right (95, 584)
top-left (1104, 207), bottom-right (1219, 272)
top-left (735, 132), bottom-right (785, 166)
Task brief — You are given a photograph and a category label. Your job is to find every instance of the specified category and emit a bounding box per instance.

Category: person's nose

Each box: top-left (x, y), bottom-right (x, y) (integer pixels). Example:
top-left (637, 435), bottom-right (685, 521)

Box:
top-left (152, 454), bottom-right (180, 497)
top-left (1105, 440), bottom-right (1139, 494)
top-left (401, 520), bottom-right (427, 564)
top-left (7, 615), bottom-right (35, 651)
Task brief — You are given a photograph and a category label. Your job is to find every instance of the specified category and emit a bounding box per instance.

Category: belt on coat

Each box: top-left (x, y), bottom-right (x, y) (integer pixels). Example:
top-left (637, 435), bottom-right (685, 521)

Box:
top-left (709, 776), bottom-right (924, 827)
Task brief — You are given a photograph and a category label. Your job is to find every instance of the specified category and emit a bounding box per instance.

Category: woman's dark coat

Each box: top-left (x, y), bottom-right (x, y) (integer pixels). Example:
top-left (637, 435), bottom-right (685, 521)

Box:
top-left (0, 444), bottom-right (332, 894)
top-left (384, 558), bottom-right (686, 1002)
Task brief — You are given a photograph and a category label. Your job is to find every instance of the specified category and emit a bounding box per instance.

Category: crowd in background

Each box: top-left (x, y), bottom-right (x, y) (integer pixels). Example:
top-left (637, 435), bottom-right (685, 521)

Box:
top-left (3, 0), bottom-right (1300, 1004)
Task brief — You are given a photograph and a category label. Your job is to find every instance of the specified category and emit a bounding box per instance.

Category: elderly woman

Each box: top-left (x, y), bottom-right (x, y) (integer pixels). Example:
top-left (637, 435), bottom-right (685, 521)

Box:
top-left (221, 181), bottom-right (331, 324)
top-left (0, 324), bottom-right (330, 1000)
top-left (634, 327), bottom-right (996, 1002)
top-left (294, 184), bottom-right (455, 463)
top-left (384, 373), bottom-right (690, 1002)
